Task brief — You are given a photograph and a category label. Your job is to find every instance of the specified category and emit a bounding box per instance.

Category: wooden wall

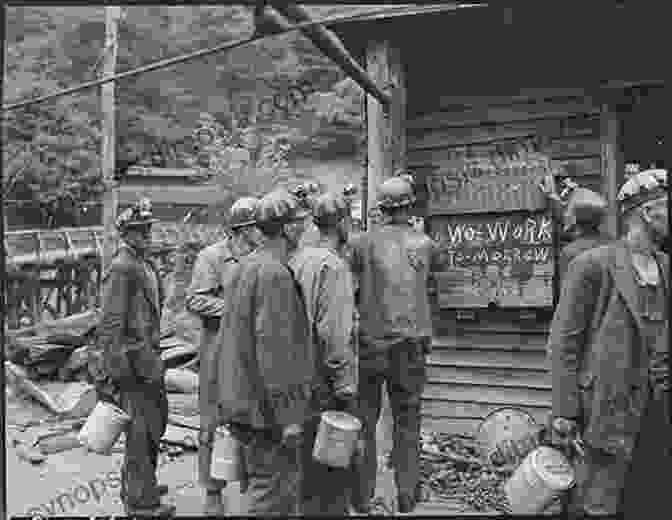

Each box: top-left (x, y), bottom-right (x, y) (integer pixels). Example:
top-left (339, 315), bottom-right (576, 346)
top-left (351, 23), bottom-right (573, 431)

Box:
top-left (406, 93), bottom-right (604, 435)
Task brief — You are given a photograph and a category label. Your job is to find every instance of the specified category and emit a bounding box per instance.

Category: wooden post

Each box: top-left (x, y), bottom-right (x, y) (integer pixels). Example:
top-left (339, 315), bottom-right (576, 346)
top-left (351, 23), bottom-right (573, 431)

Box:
top-left (101, 6), bottom-right (121, 273)
top-left (0, 5), bottom-right (8, 518)
top-left (365, 39), bottom-right (405, 230)
top-left (601, 102), bottom-right (624, 238)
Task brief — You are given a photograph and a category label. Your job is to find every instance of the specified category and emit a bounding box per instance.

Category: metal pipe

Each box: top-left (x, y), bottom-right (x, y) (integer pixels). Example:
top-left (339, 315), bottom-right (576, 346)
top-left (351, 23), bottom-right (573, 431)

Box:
top-left (268, 2), bottom-right (392, 109)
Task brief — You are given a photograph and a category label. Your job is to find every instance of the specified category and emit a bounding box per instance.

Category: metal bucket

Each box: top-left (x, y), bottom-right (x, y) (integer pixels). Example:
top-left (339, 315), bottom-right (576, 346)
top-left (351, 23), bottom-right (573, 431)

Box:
top-left (210, 428), bottom-right (246, 482)
top-left (78, 401), bottom-right (130, 455)
top-left (312, 411), bottom-right (362, 469)
top-left (504, 446), bottom-right (575, 515)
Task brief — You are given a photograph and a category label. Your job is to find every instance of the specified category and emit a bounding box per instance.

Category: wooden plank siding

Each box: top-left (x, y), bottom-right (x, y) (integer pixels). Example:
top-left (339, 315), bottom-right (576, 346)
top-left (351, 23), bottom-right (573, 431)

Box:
top-left (413, 94), bottom-right (603, 435)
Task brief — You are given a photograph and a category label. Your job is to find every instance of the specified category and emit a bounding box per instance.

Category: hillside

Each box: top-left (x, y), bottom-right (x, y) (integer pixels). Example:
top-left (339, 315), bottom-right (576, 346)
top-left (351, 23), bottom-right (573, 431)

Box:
top-left (3, 5), bottom-right (377, 225)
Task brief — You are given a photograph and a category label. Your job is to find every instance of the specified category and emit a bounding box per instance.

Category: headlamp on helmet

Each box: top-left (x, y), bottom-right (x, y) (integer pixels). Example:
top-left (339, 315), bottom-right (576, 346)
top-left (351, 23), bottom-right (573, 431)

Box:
top-left (617, 168), bottom-right (668, 214)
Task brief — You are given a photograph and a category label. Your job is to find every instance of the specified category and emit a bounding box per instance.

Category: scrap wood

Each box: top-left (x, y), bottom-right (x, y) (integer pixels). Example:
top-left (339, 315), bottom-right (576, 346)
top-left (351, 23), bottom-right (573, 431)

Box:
top-left (168, 414), bottom-right (200, 432)
top-left (162, 424), bottom-right (199, 450)
top-left (6, 361), bottom-right (62, 414)
top-left (11, 437), bottom-right (47, 465)
top-left (38, 433), bottom-right (83, 455)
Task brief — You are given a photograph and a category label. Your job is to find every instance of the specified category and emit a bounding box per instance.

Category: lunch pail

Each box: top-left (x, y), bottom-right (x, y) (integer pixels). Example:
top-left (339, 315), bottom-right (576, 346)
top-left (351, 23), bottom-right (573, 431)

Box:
top-left (312, 411), bottom-right (362, 469)
top-left (77, 400), bottom-right (130, 455)
top-left (503, 446), bottom-right (575, 514)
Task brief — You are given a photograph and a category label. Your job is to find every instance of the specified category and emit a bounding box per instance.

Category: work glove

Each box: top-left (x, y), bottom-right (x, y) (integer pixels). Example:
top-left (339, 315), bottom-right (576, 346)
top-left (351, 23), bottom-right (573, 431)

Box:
top-left (281, 423), bottom-right (304, 449)
top-left (550, 416), bottom-right (585, 459)
top-left (332, 384), bottom-right (357, 412)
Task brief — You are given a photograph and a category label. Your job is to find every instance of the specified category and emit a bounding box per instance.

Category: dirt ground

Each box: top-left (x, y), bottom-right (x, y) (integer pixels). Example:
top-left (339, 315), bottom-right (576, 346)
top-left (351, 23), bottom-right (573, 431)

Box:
top-left (5, 385), bottom-right (491, 517)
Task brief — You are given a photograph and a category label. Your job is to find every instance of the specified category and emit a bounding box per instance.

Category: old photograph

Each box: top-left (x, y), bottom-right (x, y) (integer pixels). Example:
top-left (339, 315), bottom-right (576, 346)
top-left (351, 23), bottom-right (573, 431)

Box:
top-left (1, 3), bottom-right (668, 517)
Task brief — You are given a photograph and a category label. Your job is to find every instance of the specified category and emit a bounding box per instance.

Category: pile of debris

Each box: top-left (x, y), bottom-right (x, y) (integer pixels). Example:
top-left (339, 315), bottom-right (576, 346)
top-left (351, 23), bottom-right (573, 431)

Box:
top-left (6, 308), bottom-right (204, 464)
top-left (6, 309), bottom-right (201, 384)
top-left (418, 431), bottom-right (515, 513)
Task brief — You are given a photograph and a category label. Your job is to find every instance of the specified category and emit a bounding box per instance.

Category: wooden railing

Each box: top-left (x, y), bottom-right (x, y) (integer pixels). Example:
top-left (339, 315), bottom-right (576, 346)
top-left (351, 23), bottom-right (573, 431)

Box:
top-left (3, 223), bottom-right (228, 329)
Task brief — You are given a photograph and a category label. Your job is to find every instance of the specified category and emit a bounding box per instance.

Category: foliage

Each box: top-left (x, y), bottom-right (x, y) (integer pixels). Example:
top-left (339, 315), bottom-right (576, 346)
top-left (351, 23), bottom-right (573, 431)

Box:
top-left (3, 5), bottom-right (366, 226)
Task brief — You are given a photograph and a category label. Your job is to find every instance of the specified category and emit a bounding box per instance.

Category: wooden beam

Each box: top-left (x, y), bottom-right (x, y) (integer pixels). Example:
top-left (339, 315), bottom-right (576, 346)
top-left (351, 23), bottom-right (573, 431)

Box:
top-left (268, 3), bottom-right (391, 109)
top-left (365, 40), bottom-right (405, 229)
top-left (101, 6), bottom-right (121, 273)
top-left (601, 103), bottom-right (625, 238)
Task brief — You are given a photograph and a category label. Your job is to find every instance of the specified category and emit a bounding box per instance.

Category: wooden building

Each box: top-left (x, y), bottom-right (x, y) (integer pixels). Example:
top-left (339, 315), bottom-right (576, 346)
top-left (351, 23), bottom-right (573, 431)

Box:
top-left (118, 166), bottom-right (234, 224)
top-left (331, 3), bottom-right (667, 435)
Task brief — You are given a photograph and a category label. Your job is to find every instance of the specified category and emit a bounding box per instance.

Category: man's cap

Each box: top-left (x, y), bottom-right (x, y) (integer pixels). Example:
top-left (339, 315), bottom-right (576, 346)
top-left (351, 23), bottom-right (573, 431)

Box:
top-left (116, 197), bottom-right (159, 231)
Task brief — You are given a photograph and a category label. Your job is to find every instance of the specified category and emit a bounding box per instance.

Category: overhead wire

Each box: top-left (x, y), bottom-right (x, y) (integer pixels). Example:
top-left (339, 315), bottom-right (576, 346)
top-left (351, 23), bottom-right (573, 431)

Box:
top-left (1, 4), bottom-right (486, 113)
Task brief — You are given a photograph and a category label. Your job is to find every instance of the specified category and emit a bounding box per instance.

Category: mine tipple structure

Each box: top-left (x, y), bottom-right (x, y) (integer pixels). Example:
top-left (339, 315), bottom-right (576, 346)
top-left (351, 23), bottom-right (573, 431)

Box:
top-left (330, 2), bottom-right (667, 434)
top-left (3, 168), bottom-right (231, 330)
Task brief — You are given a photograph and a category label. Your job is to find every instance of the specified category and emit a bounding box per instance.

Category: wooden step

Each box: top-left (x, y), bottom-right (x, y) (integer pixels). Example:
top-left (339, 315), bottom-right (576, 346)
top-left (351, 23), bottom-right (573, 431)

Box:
top-left (427, 365), bottom-right (550, 389)
top-left (428, 348), bottom-right (549, 371)
top-left (423, 383), bottom-right (551, 408)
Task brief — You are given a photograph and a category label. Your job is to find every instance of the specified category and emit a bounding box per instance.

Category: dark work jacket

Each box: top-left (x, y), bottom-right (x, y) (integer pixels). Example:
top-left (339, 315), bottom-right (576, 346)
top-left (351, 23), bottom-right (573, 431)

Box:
top-left (215, 246), bottom-right (316, 432)
top-left (558, 232), bottom-right (613, 283)
top-left (95, 244), bottom-right (165, 390)
top-left (549, 240), bottom-right (669, 459)
top-left (349, 224), bottom-right (434, 353)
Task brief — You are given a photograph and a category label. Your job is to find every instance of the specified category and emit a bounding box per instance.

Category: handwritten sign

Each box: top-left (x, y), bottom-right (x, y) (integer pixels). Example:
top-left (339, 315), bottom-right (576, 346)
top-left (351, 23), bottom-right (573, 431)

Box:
top-left (430, 212), bottom-right (554, 308)
top-left (426, 150), bottom-right (565, 215)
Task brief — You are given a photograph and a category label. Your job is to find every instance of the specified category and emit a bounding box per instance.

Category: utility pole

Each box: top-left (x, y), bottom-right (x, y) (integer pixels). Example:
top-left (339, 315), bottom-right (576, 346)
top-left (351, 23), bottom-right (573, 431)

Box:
top-left (101, 6), bottom-right (121, 273)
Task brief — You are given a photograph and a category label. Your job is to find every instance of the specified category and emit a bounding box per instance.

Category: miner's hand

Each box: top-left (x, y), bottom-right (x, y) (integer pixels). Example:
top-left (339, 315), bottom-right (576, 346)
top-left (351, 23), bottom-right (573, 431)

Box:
top-left (281, 423), bottom-right (304, 448)
top-left (550, 416), bottom-right (580, 452)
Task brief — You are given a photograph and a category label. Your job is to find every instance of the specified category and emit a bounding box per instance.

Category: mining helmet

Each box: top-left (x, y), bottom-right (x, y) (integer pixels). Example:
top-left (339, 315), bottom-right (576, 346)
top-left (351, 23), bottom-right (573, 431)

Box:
top-left (312, 192), bottom-right (350, 227)
top-left (617, 168), bottom-right (668, 214)
top-left (256, 189), bottom-right (310, 228)
top-left (229, 196), bottom-right (260, 229)
top-left (116, 197), bottom-right (159, 232)
top-left (563, 187), bottom-right (608, 232)
top-left (378, 176), bottom-right (416, 209)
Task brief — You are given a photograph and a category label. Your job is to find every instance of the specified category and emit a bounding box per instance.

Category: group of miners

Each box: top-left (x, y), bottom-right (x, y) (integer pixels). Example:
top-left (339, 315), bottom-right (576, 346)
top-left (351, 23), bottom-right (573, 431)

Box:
top-left (93, 164), bottom-right (669, 517)
top-left (94, 174), bottom-right (433, 516)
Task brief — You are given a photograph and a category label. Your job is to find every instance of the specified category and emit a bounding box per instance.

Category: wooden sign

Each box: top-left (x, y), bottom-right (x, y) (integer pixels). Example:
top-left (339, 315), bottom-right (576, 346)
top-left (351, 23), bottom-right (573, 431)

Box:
top-left (430, 212), bottom-right (554, 309)
top-left (426, 150), bottom-right (564, 215)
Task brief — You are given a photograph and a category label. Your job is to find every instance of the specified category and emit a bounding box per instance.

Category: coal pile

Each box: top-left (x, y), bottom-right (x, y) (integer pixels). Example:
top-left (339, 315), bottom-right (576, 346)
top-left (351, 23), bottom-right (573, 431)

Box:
top-left (419, 431), bottom-right (513, 513)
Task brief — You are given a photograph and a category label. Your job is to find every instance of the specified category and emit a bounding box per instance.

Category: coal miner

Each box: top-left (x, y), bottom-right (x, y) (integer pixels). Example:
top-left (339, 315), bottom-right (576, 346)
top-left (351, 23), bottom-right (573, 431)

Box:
top-left (214, 189), bottom-right (316, 516)
top-left (185, 196), bottom-right (262, 514)
top-left (288, 191), bottom-right (361, 515)
top-left (539, 175), bottom-right (613, 282)
top-left (348, 174), bottom-right (434, 514)
top-left (93, 198), bottom-right (174, 517)
top-left (549, 168), bottom-right (670, 516)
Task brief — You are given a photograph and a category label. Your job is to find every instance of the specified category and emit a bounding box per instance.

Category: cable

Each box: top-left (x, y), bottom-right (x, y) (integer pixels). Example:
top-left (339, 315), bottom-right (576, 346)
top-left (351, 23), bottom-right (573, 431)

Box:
top-left (1, 4), bottom-right (485, 113)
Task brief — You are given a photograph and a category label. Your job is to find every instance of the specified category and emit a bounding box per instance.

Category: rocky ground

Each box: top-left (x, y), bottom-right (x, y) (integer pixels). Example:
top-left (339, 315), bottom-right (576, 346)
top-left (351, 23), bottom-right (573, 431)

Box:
top-left (6, 386), bottom-right (500, 517)
top-left (4, 309), bottom-right (508, 517)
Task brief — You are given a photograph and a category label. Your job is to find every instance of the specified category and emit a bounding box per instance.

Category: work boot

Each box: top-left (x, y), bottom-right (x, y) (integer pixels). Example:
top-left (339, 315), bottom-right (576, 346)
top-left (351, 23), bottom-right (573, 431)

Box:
top-left (125, 502), bottom-right (176, 517)
top-left (397, 484), bottom-right (423, 514)
top-left (203, 490), bottom-right (225, 515)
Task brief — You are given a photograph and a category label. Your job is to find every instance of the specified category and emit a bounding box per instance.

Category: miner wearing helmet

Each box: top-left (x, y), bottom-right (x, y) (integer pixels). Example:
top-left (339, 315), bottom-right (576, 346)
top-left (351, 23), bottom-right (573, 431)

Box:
top-left (349, 173), bottom-right (434, 513)
top-left (539, 175), bottom-right (613, 281)
top-left (94, 198), bottom-right (175, 516)
top-left (185, 196), bottom-right (262, 514)
top-left (214, 189), bottom-right (315, 515)
top-left (549, 169), bottom-right (670, 516)
top-left (288, 191), bottom-right (362, 515)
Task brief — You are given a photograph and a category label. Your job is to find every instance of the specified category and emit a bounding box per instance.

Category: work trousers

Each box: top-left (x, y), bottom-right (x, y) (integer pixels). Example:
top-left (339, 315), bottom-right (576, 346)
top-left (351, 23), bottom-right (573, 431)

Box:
top-left (300, 392), bottom-right (359, 516)
top-left (239, 429), bottom-right (301, 516)
top-left (569, 389), bottom-right (671, 516)
top-left (197, 423), bottom-right (227, 493)
top-left (119, 382), bottom-right (168, 511)
top-left (353, 337), bottom-right (428, 509)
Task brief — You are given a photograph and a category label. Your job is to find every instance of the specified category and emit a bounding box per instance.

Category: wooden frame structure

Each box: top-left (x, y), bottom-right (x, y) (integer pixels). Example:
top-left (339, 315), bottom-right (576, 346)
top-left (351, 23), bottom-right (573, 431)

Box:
top-left (329, 2), bottom-right (667, 434)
